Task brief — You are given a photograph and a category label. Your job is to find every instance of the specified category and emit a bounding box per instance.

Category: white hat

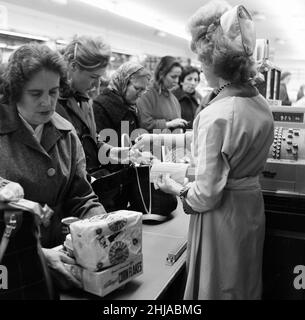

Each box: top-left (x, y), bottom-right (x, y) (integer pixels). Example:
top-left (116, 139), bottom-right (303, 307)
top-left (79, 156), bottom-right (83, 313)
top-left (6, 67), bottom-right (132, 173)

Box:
top-left (220, 5), bottom-right (256, 56)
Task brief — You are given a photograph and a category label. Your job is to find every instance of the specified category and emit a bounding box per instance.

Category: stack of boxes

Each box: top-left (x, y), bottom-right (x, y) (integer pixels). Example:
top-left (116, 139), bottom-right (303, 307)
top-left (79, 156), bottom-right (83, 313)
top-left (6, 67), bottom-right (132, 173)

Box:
top-left (63, 210), bottom-right (143, 297)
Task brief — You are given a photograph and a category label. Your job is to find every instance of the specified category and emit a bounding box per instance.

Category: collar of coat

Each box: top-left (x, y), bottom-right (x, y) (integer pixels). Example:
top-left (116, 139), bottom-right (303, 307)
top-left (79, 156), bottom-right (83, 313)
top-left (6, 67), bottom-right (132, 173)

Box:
top-left (207, 82), bottom-right (259, 106)
top-left (0, 103), bottom-right (73, 156)
top-left (0, 103), bottom-right (73, 134)
top-left (60, 86), bottom-right (90, 103)
top-left (172, 86), bottom-right (198, 102)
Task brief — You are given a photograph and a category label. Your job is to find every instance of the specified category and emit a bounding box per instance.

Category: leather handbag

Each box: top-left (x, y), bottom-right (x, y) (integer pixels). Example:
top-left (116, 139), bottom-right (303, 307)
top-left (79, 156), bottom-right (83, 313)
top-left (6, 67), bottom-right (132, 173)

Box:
top-left (128, 165), bottom-right (178, 220)
top-left (90, 165), bottom-right (132, 212)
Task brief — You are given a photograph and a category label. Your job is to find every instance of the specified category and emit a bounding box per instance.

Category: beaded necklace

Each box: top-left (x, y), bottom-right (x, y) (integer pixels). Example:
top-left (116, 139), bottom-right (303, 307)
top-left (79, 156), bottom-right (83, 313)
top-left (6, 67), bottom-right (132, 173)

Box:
top-left (214, 82), bottom-right (232, 96)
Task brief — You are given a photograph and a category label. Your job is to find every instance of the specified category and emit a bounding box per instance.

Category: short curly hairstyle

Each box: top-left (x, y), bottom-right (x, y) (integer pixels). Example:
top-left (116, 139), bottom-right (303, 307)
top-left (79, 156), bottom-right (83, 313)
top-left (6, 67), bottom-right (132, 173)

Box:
top-left (1, 42), bottom-right (66, 104)
top-left (179, 66), bottom-right (200, 86)
top-left (187, 0), bottom-right (256, 83)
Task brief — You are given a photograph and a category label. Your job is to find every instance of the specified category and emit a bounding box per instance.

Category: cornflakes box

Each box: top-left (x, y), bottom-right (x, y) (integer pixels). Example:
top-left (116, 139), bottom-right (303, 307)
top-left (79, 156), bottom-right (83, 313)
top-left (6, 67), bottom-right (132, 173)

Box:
top-left (64, 254), bottom-right (143, 297)
top-left (69, 210), bottom-right (142, 271)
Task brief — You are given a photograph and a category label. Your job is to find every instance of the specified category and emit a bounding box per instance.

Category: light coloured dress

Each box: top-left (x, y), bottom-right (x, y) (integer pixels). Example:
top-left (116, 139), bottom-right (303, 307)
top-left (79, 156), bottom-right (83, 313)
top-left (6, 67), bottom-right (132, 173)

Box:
top-left (183, 84), bottom-right (274, 300)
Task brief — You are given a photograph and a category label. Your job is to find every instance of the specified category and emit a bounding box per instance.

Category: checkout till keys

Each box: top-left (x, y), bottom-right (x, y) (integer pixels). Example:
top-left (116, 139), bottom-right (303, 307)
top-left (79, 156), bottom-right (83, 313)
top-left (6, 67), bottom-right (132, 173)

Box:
top-left (272, 127), bottom-right (299, 160)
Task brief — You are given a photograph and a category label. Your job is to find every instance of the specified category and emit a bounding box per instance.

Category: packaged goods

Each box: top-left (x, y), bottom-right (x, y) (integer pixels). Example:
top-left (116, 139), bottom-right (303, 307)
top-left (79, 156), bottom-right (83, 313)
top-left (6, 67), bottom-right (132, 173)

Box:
top-left (64, 254), bottom-right (143, 297)
top-left (0, 177), bottom-right (24, 202)
top-left (69, 210), bottom-right (142, 271)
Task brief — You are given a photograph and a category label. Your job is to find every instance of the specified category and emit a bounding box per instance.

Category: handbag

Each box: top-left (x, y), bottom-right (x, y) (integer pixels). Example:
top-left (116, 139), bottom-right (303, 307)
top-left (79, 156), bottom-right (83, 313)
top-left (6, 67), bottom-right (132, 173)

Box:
top-left (91, 165), bottom-right (133, 212)
top-left (0, 204), bottom-right (54, 300)
top-left (90, 164), bottom-right (177, 220)
top-left (119, 134), bottom-right (177, 220)
top-left (128, 165), bottom-right (178, 222)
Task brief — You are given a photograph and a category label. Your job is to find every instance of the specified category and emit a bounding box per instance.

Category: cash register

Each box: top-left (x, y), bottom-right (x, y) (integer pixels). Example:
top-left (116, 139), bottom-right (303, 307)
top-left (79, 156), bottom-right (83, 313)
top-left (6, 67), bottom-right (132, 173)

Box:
top-left (260, 105), bottom-right (305, 300)
top-left (260, 106), bottom-right (305, 195)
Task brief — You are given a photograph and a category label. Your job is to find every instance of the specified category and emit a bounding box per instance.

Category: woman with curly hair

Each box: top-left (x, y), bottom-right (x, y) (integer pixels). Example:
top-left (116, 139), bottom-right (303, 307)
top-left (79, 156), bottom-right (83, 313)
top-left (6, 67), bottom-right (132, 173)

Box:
top-left (0, 43), bottom-right (107, 299)
top-left (155, 1), bottom-right (274, 299)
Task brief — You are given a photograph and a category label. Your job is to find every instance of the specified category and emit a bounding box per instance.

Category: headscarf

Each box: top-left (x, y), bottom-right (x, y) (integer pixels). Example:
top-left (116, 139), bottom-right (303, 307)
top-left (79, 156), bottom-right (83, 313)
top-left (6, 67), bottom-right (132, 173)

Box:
top-left (108, 62), bottom-right (145, 98)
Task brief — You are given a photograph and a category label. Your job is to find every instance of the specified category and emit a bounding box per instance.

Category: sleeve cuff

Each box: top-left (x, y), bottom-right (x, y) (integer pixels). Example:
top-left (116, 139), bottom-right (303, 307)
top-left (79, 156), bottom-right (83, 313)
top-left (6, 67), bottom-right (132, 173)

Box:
top-left (181, 197), bottom-right (201, 215)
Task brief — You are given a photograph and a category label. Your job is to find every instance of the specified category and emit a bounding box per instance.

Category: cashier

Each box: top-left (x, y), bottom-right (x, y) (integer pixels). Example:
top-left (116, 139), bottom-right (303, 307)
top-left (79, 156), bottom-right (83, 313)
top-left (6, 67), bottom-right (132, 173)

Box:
top-left (155, 1), bottom-right (274, 299)
top-left (0, 43), bottom-right (107, 289)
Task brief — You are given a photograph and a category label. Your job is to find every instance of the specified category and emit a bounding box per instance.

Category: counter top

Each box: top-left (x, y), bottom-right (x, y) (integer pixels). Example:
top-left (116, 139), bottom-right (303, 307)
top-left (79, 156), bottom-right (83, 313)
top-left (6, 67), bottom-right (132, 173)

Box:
top-left (61, 201), bottom-right (189, 300)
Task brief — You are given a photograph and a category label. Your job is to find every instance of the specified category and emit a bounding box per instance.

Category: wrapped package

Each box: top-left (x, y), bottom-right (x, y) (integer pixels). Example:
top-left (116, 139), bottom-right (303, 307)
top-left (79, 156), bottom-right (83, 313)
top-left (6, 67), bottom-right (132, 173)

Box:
top-left (69, 210), bottom-right (142, 271)
top-left (0, 177), bottom-right (24, 202)
top-left (64, 254), bottom-right (143, 297)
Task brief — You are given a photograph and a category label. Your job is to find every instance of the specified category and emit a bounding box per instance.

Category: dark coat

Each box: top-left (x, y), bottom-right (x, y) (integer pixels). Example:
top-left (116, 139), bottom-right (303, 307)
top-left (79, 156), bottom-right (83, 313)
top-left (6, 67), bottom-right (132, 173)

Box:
top-left (172, 87), bottom-right (199, 129)
top-left (93, 88), bottom-right (139, 147)
top-left (0, 104), bottom-right (106, 248)
top-left (56, 94), bottom-right (101, 172)
top-left (56, 93), bottom-right (97, 141)
top-left (92, 88), bottom-right (141, 211)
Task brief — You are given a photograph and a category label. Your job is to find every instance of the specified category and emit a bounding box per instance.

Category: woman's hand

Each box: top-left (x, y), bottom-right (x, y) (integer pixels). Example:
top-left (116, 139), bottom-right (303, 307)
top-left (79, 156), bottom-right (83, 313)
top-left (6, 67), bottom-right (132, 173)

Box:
top-left (109, 147), bottom-right (131, 164)
top-left (109, 147), bottom-right (155, 165)
top-left (133, 134), bottom-right (161, 152)
top-left (166, 118), bottom-right (188, 129)
top-left (42, 247), bottom-right (82, 289)
top-left (129, 148), bottom-right (156, 165)
top-left (154, 173), bottom-right (183, 196)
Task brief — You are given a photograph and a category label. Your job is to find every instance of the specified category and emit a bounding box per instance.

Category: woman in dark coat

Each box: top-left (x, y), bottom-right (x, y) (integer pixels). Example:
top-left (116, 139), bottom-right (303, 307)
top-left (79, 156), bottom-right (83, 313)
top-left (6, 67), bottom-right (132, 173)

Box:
top-left (93, 61), bottom-right (151, 146)
top-left (172, 66), bottom-right (201, 129)
top-left (92, 62), bottom-right (151, 211)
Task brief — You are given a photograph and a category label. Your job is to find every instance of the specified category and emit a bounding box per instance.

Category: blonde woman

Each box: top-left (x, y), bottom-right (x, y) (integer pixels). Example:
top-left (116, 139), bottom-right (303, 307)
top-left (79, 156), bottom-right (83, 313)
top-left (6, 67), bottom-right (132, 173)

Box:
top-left (57, 35), bottom-right (111, 172)
top-left (156, 1), bottom-right (274, 299)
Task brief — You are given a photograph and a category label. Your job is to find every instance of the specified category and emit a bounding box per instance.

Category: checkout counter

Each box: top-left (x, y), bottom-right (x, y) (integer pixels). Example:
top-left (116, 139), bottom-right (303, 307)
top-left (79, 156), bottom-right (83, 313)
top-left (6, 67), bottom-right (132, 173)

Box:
top-left (61, 201), bottom-right (189, 300)
top-left (63, 105), bottom-right (305, 300)
top-left (122, 105), bottom-right (305, 300)
top-left (260, 106), bottom-right (305, 300)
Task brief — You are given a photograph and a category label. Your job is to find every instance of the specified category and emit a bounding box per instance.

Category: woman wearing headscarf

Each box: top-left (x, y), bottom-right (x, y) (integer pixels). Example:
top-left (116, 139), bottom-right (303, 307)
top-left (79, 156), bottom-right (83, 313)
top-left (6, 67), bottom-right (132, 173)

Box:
top-left (137, 56), bottom-right (188, 132)
top-left (155, 1), bottom-right (274, 299)
top-left (91, 62), bottom-right (151, 211)
top-left (93, 61), bottom-right (151, 145)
